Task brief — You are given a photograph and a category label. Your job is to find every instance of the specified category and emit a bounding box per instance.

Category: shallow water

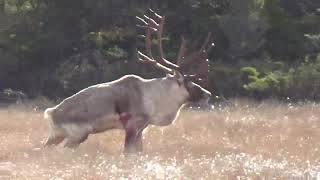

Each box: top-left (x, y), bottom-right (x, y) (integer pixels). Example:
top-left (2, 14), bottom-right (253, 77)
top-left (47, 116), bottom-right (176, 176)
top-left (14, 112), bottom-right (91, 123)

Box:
top-left (0, 100), bottom-right (319, 179)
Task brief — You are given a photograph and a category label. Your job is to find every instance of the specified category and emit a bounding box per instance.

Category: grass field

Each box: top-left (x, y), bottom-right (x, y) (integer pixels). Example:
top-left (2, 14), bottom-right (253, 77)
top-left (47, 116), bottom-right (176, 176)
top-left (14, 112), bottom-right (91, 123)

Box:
top-left (0, 99), bottom-right (319, 179)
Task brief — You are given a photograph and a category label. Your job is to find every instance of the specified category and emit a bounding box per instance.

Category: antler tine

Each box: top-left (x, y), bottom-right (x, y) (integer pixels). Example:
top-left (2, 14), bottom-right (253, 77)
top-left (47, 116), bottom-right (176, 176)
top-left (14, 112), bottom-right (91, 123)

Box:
top-left (200, 32), bottom-right (212, 53)
top-left (197, 59), bottom-right (210, 88)
top-left (176, 36), bottom-right (188, 66)
top-left (148, 9), bottom-right (162, 19)
top-left (136, 16), bottom-right (155, 60)
top-left (136, 16), bottom-right (148, 25)
top-left (155, 15), bottom-right (180, 69)
top-left (157, 16), bottom-right (165, 60)
top-left (144, 15), bottom-right (159, 28)
top-left (136, 16), bottom-right (157, 32)
top-left (145, 26), bottom-right (153, 58)
top-left (137, 51), bottom-right (173, 74)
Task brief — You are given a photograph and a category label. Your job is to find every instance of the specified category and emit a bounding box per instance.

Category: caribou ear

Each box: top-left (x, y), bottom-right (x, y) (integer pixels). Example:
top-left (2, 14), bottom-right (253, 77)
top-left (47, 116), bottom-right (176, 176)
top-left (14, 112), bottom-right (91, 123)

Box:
top-left (173, 70), bottom-right (184, 85)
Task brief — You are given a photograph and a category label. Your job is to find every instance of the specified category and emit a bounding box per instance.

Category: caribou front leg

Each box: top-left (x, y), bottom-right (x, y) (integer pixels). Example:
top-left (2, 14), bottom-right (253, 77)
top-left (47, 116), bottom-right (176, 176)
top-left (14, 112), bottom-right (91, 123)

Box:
top-left (135, 131), bottom-right (143, 152)
top-left (64, 133), bottom-right (89, 148)
top-left (123, 115), bottom-right (148, 153)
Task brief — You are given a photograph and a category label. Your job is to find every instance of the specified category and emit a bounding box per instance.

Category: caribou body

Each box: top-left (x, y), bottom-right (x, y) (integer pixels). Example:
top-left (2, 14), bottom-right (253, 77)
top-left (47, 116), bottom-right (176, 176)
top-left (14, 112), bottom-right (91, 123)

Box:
top-left (44, 74), bottom-right (210, 152)
top-left (44, 10), bottom-right (214, 153)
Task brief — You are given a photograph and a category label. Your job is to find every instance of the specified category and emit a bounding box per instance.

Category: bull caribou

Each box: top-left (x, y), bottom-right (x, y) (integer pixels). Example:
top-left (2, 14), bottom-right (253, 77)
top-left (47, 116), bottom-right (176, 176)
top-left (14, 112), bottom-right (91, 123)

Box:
top-left (44, 10), bottom-right (214, 153)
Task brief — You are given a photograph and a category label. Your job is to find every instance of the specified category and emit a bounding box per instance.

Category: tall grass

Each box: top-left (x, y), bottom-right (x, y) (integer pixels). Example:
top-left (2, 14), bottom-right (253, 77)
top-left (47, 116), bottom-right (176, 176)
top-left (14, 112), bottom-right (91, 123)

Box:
top-left (0, 99), bottom-right (319, 179)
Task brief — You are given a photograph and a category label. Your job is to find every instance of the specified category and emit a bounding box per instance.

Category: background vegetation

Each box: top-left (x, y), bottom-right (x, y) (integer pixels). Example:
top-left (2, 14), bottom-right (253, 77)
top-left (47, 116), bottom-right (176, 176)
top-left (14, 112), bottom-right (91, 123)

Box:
top-left (0, 0), bottom-right (319, 101)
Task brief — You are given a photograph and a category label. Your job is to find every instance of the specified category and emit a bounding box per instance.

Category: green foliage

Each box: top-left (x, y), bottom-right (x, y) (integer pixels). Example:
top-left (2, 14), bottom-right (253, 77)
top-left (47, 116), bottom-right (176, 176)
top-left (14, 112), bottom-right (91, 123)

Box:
top-left (260, 0), bottom-right (287, 26)
top-left (0, 0), bottom-right (319, 100)
top-left (291, 54), bottom-right (320, 99)
top-left (241, 67), bottom-right (260, 79)
top-left (241, 67), bottom-right (291, 97)
top-left (240, 54), bottom-right (320, 99)
top-left (209, 63), bottom-right (244, 97)
top-left (259, 0), bottom-right (320, 61)
top-left (104, 46), bottom-right (128, 59)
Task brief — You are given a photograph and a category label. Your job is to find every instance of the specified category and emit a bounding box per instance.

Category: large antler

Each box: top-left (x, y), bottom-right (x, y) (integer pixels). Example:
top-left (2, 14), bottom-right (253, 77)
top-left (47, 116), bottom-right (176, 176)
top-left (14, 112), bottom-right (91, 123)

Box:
top-left (136, 9), bottom-right (214, 87)
top-left (177, 32), bottom-right (214, 87)
top-left (136, 9), bottom-right (179, 74)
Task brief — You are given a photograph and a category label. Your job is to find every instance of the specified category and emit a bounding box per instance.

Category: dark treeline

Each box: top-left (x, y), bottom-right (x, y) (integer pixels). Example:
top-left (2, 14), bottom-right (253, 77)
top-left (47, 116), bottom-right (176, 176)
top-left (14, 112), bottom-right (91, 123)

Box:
top-left (0, 0), bottom-right (319, 101)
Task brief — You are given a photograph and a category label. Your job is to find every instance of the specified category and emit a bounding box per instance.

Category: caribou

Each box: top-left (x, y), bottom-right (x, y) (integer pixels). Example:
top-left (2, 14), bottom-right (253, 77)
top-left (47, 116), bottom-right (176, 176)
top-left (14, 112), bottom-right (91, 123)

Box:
top-left (44, 10), bottom-right (214, 153)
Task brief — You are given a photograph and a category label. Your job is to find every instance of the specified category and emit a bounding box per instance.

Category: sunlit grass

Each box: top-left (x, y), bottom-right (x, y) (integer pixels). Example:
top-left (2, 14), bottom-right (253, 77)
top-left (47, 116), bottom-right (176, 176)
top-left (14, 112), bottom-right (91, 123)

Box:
top-left (0, 98), bottom-right (319, 179)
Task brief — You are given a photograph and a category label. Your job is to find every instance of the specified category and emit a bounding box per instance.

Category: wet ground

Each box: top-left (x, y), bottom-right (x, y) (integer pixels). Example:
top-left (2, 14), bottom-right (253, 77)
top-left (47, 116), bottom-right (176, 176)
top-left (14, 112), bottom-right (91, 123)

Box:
top-left (0, 99), bottom-right (319, 179)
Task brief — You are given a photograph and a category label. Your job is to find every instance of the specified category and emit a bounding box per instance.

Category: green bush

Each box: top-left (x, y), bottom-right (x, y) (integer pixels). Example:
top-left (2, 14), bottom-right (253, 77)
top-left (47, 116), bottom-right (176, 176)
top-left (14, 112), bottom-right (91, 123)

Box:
top-left (291, 54), bottom-right (320, 99)
top-left (239, 54), bottom-right (320, 100)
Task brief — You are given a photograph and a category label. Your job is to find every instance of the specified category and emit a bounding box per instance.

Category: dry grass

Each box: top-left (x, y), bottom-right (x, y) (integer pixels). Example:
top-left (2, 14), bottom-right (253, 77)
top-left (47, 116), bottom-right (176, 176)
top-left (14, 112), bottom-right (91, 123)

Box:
top-left (0, 99), bottom-right (319, 179)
